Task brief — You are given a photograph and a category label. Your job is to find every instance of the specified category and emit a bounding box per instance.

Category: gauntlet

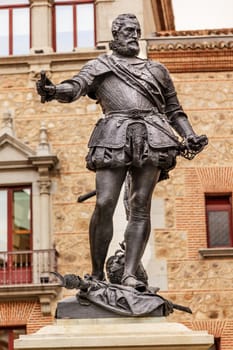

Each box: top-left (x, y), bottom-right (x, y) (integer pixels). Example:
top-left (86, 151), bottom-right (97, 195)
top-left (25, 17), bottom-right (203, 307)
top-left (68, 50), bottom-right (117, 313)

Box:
top-left (36, 71), bottom-right (56, 103)
top-left (170, 113), bottom-right (208, 159)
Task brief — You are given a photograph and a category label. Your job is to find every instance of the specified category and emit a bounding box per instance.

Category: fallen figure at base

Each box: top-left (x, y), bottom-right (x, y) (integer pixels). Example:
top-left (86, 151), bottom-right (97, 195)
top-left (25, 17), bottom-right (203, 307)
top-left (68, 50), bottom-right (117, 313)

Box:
top-left (52, 271), bottom-right (192, 317)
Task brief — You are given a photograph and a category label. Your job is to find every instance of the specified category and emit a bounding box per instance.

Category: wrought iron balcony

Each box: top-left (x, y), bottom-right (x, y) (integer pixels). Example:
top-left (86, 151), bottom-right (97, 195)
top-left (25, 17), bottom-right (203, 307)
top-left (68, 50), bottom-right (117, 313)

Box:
top-left (0, 249), bottom-right (58, 285)
top-left (0, 249), bottom-right (61, 314)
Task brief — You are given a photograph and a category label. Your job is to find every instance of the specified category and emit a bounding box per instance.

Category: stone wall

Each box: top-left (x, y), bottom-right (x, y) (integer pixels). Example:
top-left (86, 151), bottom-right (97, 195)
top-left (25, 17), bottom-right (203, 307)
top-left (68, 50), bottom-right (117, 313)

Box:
top-left (152, 69), bottom-right (233, 349)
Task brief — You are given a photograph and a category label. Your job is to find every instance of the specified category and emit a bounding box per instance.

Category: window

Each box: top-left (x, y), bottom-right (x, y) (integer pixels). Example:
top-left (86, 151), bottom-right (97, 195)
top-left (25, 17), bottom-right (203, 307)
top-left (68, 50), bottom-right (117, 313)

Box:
top-left (53, 0), bottom-right (95, 52)
top-left (0, 1), bottom-right (30, 56)
top-left (0, 327), bottom-right (26, 350)
top-left (0, 186), bottom-right (32, 284)
top-left (205, 195), bottom-right (233, 248)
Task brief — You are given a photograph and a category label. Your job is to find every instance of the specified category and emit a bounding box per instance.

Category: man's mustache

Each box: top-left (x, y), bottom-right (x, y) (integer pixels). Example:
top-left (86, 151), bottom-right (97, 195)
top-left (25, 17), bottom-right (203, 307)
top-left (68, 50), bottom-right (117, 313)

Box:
top-left (127, 39), bottom-right (139, 44)
top-left (115, 38), bottom-right (139, 46)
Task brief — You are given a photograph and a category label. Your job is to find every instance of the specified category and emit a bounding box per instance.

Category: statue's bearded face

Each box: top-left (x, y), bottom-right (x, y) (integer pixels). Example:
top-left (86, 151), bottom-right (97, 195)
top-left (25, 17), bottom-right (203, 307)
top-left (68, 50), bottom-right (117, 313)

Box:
top-left (112, 20), bottom-right (141, 57)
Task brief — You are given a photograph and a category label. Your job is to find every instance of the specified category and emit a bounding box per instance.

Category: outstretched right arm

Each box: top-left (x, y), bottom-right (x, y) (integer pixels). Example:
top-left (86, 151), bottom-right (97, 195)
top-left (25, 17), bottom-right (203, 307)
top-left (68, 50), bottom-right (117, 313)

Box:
top-left (36, 56), bottom-right (110, 104)
top-left (36, 71), bottom-right (86, 104)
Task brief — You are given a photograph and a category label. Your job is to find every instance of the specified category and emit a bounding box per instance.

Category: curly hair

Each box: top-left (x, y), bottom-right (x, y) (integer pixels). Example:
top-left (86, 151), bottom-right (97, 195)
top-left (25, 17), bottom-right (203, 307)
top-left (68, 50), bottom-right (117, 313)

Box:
top-left (111, 13), bottom-right (141, 37)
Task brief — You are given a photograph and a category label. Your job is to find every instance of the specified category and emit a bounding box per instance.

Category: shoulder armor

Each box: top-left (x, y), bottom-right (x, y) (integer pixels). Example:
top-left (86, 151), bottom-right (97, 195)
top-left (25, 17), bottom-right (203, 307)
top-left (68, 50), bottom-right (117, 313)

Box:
top-left (71, 54), bottom-right (112, 87)
top-left (82, 54), bottom-right (112, 77)
top-left (147, 60), bottom-right (171, 88)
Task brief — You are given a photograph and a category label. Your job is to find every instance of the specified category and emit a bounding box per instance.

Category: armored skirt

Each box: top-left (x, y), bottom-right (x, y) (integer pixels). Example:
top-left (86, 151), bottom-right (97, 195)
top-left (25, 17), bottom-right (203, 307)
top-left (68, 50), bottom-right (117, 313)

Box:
top-left (86, 113), bottom-right (180, 182)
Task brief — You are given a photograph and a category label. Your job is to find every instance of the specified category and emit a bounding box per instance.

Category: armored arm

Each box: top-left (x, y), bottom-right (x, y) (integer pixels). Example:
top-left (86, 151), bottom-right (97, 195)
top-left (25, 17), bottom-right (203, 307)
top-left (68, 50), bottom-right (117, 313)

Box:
top-left (166, 93), bottom-right (208, 155)
top-left (162, 69), bottom-right (208, 156)
top-left (36, 58), bottom-right (108, 104)
top-left (36, 59), bottom-right (98, 103)
top-left (162, 69), bottom-right (195, 138)
top-left (36, 71), bottom-right (84, 103)
top-left (165, 92), bottom-right (196, 138)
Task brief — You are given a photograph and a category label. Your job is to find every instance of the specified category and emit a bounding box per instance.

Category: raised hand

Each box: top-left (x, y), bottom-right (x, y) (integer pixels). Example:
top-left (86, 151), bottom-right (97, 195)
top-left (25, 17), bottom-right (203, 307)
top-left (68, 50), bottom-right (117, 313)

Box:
top-left (36, 71), bottom-right (56, 103)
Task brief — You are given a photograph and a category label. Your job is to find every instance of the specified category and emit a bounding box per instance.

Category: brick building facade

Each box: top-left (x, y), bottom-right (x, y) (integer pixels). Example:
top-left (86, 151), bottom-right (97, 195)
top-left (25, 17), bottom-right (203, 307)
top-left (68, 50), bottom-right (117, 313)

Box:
top-left (0, 1), bottom-right (232, 349)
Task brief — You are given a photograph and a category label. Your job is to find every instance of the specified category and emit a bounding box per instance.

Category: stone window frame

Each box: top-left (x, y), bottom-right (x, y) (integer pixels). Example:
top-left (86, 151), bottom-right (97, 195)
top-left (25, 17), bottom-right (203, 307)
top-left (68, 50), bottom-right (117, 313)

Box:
top-left (199, 193), bottom-right (233, 259)
top-left (0, 119), bottom-right (58, 253)
top-left (0, 115), bottom-right (60, 315)
top-left (52, 0), bottom-right (96, 53)
top-left (205, 194), bottom-right (233, 248)
top-left (199, 247), bottom-right (233, 259)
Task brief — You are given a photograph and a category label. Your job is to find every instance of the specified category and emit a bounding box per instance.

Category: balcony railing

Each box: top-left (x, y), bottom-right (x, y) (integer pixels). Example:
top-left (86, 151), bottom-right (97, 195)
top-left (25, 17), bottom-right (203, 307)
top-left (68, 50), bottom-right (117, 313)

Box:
top-left (0, 249), bottom-right (57, 285)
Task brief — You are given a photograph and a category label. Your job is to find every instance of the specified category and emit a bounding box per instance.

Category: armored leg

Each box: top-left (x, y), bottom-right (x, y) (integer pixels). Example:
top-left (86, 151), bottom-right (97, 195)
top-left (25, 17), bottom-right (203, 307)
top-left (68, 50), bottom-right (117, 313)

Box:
top-left (89, 167), bottom-right (127, 280)
top-left (122, 165), bottom-right (161, 288)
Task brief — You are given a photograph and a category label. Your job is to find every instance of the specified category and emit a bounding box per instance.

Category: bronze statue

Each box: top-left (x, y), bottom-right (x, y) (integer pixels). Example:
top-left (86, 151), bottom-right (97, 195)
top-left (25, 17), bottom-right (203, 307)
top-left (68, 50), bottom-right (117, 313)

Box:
top-left (37, 13), bottom-right (207, 292)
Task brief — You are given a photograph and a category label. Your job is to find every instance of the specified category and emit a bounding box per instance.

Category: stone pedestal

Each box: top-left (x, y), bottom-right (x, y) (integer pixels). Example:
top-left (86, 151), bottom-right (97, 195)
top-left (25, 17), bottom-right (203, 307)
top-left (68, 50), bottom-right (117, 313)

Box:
top-left (15, 318), bottom-right (213, 350)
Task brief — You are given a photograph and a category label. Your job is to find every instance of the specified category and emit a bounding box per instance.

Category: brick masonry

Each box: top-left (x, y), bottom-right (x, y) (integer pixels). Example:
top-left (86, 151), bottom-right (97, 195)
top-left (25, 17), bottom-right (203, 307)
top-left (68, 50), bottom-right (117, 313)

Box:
top-left (0, 301), bottom-right (53, 334)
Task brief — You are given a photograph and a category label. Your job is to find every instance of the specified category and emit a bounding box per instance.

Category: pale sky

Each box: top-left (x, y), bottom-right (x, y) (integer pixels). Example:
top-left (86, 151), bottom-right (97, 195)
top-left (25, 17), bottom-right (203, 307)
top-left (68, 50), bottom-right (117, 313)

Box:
top-left (172, 0), bottom-right (233, 30)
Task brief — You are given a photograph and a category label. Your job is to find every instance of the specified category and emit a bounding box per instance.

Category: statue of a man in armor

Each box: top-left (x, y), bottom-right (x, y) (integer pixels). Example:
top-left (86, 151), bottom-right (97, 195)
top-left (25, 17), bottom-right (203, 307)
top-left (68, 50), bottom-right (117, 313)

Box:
top-left (37, 14), bottom-right (207, 291)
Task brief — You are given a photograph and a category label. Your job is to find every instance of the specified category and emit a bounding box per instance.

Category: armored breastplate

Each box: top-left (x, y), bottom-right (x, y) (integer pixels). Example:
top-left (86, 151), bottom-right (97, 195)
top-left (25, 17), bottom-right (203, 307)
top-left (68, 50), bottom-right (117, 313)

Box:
top-left (95, 72), bottom-right (155, 113)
